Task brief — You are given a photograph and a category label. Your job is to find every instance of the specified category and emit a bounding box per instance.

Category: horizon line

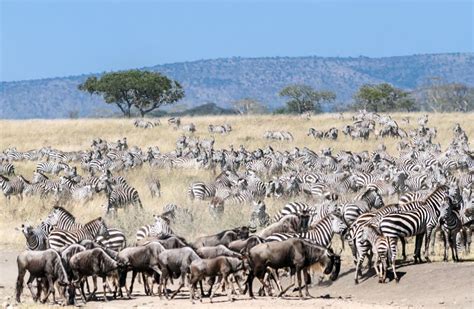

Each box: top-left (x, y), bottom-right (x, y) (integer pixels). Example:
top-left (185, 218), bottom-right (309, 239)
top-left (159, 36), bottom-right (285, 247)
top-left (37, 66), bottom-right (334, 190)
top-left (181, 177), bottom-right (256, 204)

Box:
top-left (1, 51), bottom-right (472, 83)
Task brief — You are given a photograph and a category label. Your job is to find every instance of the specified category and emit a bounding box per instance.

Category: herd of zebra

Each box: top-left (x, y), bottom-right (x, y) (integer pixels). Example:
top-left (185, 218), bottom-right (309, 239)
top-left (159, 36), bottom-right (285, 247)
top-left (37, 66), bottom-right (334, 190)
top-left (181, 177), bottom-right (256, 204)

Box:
top-left (2, 111), bottom-right (474, 305)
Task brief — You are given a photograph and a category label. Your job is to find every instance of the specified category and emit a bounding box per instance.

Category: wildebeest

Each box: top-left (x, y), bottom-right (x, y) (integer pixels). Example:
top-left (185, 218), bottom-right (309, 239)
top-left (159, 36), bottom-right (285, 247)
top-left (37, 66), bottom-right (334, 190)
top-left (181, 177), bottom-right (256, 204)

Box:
top-left (193, 226), bottom-right (249, 248)
top-left (189, 256), bottom-right (246, 303)
top-left (196, 245), bottom-right (242, 259)
top-left (228, 235), bottom-right (265, 254)
top-left (257, 214), bottom-right (308, 238)
top-left (117, 242), bottom-right (166, 297)
top-left (246, 239), bottom-right (341, 299)
top-left (69, 247), bottom-right (124, 304)
top-left (16, 249), bottom-right (70, 304)
top-left (157, 247), bottom-right (202, 299)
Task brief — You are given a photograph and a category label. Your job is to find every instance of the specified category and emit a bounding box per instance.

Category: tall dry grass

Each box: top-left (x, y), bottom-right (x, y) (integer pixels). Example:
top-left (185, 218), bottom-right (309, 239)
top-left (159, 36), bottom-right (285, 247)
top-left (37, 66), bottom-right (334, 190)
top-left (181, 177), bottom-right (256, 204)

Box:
top-left (1, 113), bottom-right (473, 261)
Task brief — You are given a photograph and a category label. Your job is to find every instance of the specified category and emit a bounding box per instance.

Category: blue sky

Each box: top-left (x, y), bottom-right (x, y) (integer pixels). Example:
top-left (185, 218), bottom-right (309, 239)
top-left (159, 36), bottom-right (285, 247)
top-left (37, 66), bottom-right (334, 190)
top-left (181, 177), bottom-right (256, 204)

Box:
top-left (1, 0), bottom-right (472, 82)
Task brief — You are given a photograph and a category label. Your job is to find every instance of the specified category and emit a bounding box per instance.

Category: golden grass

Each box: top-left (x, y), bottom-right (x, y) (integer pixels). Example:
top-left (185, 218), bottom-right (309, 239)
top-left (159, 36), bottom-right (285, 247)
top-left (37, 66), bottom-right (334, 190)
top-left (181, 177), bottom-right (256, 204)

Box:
top-left (1, 113), bottom-right (473, 262)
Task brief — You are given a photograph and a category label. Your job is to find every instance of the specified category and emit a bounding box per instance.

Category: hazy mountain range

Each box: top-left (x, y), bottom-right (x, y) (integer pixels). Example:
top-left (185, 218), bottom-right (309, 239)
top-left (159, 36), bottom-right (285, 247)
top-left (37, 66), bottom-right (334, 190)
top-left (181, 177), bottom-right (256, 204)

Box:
top-left (1, 53), bottom-right (473, 119)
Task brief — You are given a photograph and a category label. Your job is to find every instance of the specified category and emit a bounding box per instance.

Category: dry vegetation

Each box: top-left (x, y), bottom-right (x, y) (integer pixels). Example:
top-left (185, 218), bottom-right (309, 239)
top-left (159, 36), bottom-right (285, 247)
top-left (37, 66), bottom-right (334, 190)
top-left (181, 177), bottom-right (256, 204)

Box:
top-left (1, 113), bottom-right (473, 262)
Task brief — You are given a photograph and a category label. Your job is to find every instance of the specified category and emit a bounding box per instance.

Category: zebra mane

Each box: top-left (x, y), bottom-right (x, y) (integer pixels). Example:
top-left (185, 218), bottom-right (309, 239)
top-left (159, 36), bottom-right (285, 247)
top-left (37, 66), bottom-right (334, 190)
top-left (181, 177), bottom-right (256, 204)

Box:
top-left (84, 217), bottom-right (103, 227)
top-left (52, 206), bottom-right (77, 221)
top-left (423, 185), bottom-right (448, 203)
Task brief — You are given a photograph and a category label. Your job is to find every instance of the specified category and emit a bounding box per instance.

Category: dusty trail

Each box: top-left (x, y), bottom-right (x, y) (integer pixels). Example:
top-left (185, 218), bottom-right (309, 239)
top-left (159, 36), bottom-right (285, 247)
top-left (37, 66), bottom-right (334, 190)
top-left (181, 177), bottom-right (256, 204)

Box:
top-left (1, 250), bottom-right (472, 308)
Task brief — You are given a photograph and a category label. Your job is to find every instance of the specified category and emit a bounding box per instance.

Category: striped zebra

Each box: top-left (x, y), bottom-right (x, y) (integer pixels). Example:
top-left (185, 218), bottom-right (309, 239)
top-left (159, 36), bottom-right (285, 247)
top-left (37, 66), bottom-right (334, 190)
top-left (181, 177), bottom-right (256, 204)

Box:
top-left (99, 176), bottom-right (142, 214)
top-left (379, 185), bottom-right (450, 281)
top-left (188, 182), bottom-right (216, 200)
top-left (0, 175), bottom-right (25, 200)
top-left (136, 215), bottom-right (174, 242)
top-left (36, 161), bottom-right (70, 175)
top-left (161, 203), bottom-right (193, 224)
top-left (339, 187), bottom-right (384, 226)
top-left (146, 176), bottom-right (161, 198)
top-left (438, 198), bottom-right (462, 262)
top-left (95, 228), bottom-right (127, 252)
top-left (19, 222), bottom-right (52, 250)
top-left (48, 217), bottom-right (109, 250)
top-left (265, 212), bottom-right (347, 247)
top-left (353, 224), bottom-right (390, 284)
top-left (0, 162), bottom-right (15, 176)
top-left (58, 176), bottom-right (94, 201)
top-left (44, 206), bottom-right (83, 231)
top-left (249, 200), bottom-right (270, 228)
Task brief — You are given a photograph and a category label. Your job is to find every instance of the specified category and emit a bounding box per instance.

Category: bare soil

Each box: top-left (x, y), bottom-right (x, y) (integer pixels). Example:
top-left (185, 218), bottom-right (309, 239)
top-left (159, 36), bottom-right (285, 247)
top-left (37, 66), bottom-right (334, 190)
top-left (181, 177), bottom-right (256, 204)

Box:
top-left (1, 250), bottom-right (472, 309)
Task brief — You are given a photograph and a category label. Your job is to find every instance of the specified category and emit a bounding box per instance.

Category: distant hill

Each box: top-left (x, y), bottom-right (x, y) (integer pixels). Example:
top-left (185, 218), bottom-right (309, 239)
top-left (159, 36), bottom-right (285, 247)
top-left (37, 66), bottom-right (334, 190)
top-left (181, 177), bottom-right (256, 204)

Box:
top-left (1, 53), bottom-right (473, 119)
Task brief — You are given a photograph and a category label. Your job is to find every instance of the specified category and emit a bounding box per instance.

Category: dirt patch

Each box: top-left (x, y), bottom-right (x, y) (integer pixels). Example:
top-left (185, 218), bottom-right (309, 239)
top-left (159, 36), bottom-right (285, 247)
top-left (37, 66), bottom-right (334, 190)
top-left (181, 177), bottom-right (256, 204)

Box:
top-left (1, 249), bottom-right (472, 308)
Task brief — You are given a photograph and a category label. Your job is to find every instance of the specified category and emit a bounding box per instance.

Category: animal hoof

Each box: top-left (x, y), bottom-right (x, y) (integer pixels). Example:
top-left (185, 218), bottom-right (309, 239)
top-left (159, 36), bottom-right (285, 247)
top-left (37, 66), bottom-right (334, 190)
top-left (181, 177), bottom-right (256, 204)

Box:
top-left (354, 279), bottom-right (359, 285)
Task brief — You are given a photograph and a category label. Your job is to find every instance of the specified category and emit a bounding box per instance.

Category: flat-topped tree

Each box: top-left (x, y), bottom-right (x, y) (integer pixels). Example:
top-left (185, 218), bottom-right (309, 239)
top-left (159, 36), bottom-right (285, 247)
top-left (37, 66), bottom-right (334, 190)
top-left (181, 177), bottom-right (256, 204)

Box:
top-left (279, 84), bottom-right (336, 114)
top-left (78, 70), bottom-right (184, 117)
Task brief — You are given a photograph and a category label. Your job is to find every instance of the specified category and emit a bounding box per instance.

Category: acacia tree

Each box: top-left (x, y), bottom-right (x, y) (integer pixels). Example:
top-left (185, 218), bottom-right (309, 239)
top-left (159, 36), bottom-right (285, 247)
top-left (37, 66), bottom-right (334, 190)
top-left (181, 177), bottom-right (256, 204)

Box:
top-left (353, 83), bottom-right (415, 112)
top-left (279, 84), bottom-right (336, 114)
top-left (79, 70), bottom-right (184, 117)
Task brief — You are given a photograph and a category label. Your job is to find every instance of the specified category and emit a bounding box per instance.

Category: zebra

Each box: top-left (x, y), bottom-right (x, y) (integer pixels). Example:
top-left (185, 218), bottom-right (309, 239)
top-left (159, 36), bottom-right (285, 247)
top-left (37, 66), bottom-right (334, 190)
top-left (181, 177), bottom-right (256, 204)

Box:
top-left (339, 187), bottom-right (384, 226)
top-left (379, 185), bottom-right (450, 281)
top-left (167, 117), bottom-right (181, 128)
top-left (44, 206), bottom-right (83, 231)
top-left (438, 198), bottom-right (462, 262)
top-left (36, 161), bottom-right (70, 175)
top-left (265, 212), bottom-right (347, 248)
top-left (161, 203), bottom-right (193, 224)
top-left (19, 222), bottom-right (52, 251)
top-left (146, 176), bottom-right (161, 198)
top-left (58, 176), bottom-right (94, 202)
top-left (249, 200), bottom-right (270, 228)
top-left (95, 228), bottom-right (127, 252)
top-left (188, 182), bottom-right (216, 200)
top-left (0, 162), bottom-right (15, 176)
top-left (353, 224), bottom-right (390, 284)
top-left (136, 215), bottom-right (174, 242)
top-left (0, 175), bottom-right (25, 200)
top-left (97, 175), bottom-right (142, 214)
top-left (47, 217), bottom-right (109, 250)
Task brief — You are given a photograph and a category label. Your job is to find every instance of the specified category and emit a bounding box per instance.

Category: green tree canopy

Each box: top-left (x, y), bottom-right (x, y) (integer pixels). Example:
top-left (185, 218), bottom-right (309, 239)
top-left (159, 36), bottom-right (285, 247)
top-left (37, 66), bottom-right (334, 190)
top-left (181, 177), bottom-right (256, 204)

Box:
top-left (353, 83), bottom-right (415, 112)
top-left (232, 98), bottom-right (268, 115)
top-left (279, 84), bottom-right (336, 114)
top-left (78, 70), bottom-right (184, 117)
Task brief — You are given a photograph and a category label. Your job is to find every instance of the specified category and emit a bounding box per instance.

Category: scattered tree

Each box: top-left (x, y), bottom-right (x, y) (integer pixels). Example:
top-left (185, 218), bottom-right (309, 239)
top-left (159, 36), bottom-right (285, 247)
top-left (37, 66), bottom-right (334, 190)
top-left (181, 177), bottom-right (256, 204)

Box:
top-left (279, 84), bottom-right (336, 114)
top-left (420, 78), bottom-right (474, 112)
top-left (353, 83), bottom-right (415, 112)
top-left (232, 98), bottom-right (268, 114)
top-left (79, 70), bottom-right (184, 117)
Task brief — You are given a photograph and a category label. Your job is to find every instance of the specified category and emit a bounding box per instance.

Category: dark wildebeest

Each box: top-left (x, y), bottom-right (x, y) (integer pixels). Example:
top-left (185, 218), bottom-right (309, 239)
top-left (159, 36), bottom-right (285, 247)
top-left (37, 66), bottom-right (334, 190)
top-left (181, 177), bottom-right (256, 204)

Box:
top-left (189, 256), bottom-right (247, 303)
top-left (257, 214), bottom-right (308, 239)
top-left (117, 242), bottom-right (166, 297)
top-left (193, 226), bottom-right (249, 248)
top-left (69, 247), bottom-right (124, 304)
top-left (16, 249), bottom-right (70, 304)
top-left (246, 239), bottom-right (341, 299)
top-left (137, 234), bottom-right (189, 249)
top-left (157, 247), bottom-right (201, 299)
top-left (196, 245), bottom-right (242, 259)
top-left (228, 235), bottom-right (265, 254)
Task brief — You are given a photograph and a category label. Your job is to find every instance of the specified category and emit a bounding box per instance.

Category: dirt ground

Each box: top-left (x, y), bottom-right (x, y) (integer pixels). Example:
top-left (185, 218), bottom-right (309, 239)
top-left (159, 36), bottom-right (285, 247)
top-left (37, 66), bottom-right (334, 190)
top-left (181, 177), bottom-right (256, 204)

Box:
top-left (1, 250), bottom-right (472, 309)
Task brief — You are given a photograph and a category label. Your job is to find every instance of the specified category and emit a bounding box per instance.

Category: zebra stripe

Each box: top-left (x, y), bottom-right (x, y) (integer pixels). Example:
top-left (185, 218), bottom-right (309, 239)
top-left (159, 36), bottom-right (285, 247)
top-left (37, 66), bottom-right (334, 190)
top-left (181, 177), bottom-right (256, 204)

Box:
top-left (48, 217), bottom-right (109, 250)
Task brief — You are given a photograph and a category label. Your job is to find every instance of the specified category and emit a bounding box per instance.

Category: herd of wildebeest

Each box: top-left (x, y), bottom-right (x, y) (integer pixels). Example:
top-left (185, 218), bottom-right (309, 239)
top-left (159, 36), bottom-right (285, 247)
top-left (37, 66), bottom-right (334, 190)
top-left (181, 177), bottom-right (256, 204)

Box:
top-left (1, 110), bottom-right (473, 305)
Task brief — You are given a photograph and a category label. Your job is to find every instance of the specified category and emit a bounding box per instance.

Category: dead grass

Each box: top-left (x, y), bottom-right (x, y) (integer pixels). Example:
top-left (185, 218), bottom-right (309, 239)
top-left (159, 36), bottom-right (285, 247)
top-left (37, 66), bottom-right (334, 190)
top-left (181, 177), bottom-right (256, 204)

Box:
top-left (0, 113), bottom-right (473, 261)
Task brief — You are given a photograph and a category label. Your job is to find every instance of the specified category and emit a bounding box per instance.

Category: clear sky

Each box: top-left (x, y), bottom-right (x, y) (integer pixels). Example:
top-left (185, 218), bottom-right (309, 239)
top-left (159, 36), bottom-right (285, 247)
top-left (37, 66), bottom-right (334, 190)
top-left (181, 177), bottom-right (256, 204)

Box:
top-left (1, 0), bottom-right (472, 82)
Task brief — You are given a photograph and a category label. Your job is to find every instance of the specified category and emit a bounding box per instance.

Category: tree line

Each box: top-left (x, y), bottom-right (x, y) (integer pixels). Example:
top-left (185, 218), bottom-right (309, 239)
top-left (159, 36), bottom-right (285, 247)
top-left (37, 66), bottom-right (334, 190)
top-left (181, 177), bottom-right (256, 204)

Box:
top-left (79, 70), bottom-right (474, 117)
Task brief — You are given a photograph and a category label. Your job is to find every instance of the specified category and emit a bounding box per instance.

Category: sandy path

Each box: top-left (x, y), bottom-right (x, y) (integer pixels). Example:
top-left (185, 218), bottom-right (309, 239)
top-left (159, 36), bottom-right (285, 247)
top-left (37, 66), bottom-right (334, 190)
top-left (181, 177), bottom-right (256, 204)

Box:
top-left (1, 250), bottom-right (472, 308)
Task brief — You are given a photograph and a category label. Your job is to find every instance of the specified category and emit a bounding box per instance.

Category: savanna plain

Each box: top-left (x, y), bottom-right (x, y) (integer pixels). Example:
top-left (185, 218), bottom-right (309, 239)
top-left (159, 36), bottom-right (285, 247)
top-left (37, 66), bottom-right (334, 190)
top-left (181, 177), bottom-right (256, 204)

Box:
top-left (1, 113), bottom-right (473, 308)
